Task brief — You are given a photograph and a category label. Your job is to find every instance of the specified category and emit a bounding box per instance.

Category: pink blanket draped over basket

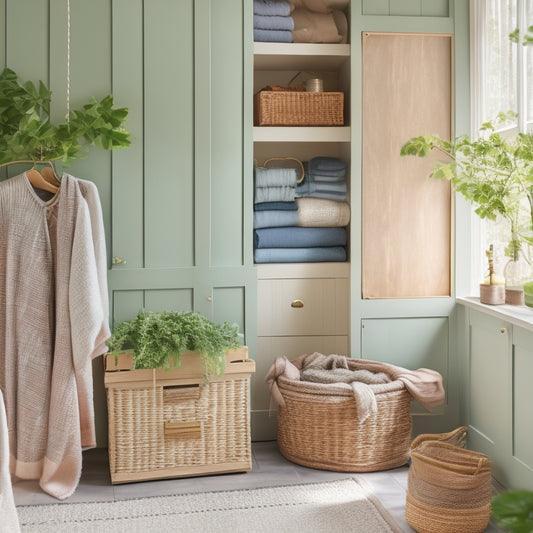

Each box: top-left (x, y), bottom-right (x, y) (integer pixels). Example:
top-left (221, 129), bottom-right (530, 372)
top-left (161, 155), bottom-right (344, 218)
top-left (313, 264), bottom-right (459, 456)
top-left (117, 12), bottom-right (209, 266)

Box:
top-left (266, 352), bottom-right (445, 421)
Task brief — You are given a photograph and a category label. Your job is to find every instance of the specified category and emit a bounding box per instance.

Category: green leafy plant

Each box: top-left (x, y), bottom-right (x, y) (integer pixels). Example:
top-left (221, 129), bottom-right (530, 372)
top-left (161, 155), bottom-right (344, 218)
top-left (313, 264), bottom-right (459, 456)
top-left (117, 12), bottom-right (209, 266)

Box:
top-left (492, 489), bottom-right (533, 533)
top-left (400, 114), bottom-right (533, 254)
top-left (106, 310), bottom-right (242, 380)
top-left (0, 67), bottom-right (130, 165)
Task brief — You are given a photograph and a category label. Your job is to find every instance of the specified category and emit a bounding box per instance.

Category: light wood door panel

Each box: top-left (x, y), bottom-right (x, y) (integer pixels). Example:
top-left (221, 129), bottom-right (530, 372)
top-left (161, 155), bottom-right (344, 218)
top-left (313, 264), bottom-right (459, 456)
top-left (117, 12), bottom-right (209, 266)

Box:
top-left (361, 32), bottom-right (452, 299)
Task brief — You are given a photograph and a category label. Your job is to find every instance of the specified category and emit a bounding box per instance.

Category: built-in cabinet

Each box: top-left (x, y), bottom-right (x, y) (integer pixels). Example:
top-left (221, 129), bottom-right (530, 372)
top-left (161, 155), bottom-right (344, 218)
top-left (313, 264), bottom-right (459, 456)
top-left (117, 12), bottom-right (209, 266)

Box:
top-left (460, 302), bottom-right (533, 490)
top-left (252, 33), bottom-right (352, 438)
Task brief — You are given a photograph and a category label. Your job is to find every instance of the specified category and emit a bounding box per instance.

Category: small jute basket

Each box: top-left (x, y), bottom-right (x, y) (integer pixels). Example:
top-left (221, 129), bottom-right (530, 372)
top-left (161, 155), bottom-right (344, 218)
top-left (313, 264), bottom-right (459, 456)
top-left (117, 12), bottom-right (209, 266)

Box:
top-left (405, 437), bottom-right (492, 533)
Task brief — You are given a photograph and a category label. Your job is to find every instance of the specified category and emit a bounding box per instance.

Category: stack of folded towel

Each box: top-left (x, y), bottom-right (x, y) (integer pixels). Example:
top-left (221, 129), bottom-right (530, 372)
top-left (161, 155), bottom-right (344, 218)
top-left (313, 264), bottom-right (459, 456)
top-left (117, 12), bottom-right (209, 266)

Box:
top-left (254, 156), bottom-right (350, 263)
top-left (254, 0), bottom-right (294, 43)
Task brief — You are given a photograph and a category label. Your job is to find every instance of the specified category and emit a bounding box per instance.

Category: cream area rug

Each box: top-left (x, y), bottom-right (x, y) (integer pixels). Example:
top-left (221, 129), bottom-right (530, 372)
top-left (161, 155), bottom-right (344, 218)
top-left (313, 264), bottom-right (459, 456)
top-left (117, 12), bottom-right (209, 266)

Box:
top-left (16, 478), bottom-right (404, 533)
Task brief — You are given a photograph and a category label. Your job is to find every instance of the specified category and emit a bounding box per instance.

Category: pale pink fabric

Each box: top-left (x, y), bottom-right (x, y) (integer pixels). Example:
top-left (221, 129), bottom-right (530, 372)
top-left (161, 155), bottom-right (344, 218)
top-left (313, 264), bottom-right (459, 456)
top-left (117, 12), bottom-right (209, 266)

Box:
top-left (0, 173), bottom-right (109, 500)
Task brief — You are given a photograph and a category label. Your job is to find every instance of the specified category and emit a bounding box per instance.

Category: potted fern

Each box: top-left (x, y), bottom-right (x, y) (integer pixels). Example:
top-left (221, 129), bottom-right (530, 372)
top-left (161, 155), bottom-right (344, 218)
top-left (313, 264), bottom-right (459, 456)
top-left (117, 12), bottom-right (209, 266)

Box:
top-left (104, 310), bottom-right (245, 381)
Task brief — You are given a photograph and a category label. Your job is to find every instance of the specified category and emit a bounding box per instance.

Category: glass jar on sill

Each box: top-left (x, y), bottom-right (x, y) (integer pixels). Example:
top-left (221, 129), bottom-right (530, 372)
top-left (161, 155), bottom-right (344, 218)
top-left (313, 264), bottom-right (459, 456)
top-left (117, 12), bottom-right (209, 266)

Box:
top-left (503, 249), bottom-right (530, 306)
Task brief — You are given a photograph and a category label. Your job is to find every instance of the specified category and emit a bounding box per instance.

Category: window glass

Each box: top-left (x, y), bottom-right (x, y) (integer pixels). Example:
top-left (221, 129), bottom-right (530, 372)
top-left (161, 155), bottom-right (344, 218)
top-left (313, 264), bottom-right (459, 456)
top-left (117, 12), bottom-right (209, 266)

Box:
top-left (484, 1), bottom-right (517, 127)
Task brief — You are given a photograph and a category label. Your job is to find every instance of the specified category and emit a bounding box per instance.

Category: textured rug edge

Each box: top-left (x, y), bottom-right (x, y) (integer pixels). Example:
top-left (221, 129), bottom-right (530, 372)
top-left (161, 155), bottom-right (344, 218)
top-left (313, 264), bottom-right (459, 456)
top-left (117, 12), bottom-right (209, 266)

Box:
top-left (354, 476), bottom-right (406, 533)
top-left (16, 477), bottom-right (404, 532)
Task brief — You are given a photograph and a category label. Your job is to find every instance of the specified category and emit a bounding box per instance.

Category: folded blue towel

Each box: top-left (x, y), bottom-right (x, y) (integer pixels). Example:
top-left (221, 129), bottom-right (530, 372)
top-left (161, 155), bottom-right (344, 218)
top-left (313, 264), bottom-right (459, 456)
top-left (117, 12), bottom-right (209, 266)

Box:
top-left (254, 227), bottom-right (347, 248)
top-left (308, 157), bottom-right (346, 177)
top-left (254, 210), bottom-right (299, 229)
top-left (295, 180), bottom-right (347, 201)
top-left (254, 246), bottom-right (347, 263)
top-left (254, 0), bottom-right (291, 17)
top-left (255, 185), bottom-right (295, 203)
top-left (254, 28), bottom-right (293, 43)
top-left (254, 201), bottom-right (298, 211)
top-left (255, 167), bottom-right (298, 187)
top-left (254, 14), bottom-right (294, 31)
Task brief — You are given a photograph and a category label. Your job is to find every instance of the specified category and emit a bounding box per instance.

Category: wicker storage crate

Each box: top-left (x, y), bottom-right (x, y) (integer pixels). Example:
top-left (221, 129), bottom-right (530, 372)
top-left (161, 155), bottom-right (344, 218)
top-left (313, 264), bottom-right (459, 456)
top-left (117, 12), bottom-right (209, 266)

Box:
top-left (254, 90), bottom-right (344, 126)
top-left (104, 346), bottom-right (255, 484)
top-left (275, 356), bottom-right (413, 472)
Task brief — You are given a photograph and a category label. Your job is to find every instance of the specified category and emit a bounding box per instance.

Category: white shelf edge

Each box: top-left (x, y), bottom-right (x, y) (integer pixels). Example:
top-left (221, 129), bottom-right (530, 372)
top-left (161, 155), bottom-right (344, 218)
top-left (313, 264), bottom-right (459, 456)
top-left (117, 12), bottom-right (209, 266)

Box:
top-left (253, 42), bottom-right (350, 57)
top-left (456, 296), bottom-right (533, 332)
top-left (253, 126), bottom-right (350, 143)
top-left (256, 262), bottom-right (350, 280)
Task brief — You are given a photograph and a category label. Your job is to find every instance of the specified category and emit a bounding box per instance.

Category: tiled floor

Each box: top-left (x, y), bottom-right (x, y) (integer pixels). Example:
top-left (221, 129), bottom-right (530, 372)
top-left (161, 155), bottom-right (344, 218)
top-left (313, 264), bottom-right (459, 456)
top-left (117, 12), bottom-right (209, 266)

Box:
top-left (13, 441), bottom-right (504, 532)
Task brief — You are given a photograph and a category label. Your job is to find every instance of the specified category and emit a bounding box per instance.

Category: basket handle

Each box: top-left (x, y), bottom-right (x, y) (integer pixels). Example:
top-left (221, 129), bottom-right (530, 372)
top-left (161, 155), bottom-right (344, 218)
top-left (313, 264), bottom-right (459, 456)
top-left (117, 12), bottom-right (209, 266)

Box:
top-left (164, 421), bottom-right (201, 440)
top-left (264, 157), bottom-right (305, 184)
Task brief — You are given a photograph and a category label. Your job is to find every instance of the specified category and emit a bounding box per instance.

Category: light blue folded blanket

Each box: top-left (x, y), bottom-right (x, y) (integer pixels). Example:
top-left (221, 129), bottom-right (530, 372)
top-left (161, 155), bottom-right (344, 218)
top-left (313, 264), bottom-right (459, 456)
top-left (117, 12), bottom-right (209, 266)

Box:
top-left (254, 28), bottom-right (292, 43)
top-left (255, 186), bottom-right (295, 203)
top-left (254, 0), bottom-right (291, 16)
top-left (254, 246), bottom-right (347, 263)
top-left (254, 227), bottom-right (347, 248)
top-left (254, 210), bottom-right (299, 229)
top-left (254, 14), bottom-right (294, 31)
top-left (255, 167), bottom-right (298, 187)
top-left (254, 201), bottom-right (298, 211)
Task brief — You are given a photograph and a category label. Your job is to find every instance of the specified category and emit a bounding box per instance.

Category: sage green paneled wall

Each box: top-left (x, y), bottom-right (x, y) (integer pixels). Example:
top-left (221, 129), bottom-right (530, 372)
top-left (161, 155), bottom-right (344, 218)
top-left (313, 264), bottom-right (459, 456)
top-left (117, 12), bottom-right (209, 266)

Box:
top-left (1, 0), bottom-right (256, 447)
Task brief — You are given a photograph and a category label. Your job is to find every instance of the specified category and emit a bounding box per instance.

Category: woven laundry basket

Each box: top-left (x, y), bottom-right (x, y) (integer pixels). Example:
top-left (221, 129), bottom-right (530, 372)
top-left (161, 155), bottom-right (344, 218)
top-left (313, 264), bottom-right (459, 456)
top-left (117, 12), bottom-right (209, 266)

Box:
top-left (104, 347), bottom-right (255, 484)
top-left (275, 356), bottom-right (414, 472)
top-left (405, 439), bottom-right (492, 533)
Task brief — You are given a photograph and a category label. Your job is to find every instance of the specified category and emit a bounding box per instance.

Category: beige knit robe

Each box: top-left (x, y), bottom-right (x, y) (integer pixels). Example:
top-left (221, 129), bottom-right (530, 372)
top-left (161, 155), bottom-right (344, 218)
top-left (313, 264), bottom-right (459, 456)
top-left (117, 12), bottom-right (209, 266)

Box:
top-left (0, 172), bottom-right (110, 500)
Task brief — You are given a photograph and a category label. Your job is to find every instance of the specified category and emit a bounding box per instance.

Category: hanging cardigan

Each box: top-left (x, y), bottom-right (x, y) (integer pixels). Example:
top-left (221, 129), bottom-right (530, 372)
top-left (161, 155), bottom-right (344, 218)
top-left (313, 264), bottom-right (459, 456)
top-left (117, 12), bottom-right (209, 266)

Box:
top-left (0, 172), bottom-right (110, 500)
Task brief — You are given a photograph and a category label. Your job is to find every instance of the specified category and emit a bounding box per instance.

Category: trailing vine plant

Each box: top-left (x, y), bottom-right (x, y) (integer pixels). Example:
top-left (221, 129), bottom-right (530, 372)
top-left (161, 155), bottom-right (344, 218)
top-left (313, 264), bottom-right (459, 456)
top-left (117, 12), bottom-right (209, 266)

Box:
top-left (0, 67), bottom-right (130, 166)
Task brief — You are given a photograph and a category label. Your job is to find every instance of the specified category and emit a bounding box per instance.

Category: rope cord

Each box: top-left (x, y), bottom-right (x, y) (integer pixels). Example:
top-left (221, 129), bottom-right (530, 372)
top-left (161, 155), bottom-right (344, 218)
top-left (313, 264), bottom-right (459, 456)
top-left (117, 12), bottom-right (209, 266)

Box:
top-left (66, 0), bottom-right (71, 126)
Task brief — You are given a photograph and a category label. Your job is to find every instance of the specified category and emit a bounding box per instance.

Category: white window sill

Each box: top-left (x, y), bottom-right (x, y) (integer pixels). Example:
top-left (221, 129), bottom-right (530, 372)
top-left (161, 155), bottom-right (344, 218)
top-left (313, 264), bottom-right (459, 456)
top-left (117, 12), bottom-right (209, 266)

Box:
top-left (457, 296), bottom-right (533, 332)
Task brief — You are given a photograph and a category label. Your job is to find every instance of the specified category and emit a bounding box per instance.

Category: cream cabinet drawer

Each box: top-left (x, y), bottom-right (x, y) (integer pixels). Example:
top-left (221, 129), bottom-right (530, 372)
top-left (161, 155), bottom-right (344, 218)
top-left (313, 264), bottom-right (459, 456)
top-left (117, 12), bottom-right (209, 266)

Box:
top-left (257, 278), bottom-right (349, 336)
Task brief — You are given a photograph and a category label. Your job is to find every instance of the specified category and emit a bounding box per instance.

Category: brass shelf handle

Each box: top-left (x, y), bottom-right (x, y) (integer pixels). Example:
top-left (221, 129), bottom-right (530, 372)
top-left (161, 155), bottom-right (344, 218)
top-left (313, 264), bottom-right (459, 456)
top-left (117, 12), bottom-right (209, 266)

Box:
top-left (112, 256), bottom-right (127, 265)
top-left (291, 299), bottom-right (304, 308)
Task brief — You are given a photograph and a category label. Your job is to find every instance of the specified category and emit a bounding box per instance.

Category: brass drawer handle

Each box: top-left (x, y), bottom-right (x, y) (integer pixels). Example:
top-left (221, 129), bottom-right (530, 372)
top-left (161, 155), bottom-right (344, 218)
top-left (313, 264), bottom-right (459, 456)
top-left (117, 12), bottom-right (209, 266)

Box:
top-left (291, 299), bottom-right (304, 308)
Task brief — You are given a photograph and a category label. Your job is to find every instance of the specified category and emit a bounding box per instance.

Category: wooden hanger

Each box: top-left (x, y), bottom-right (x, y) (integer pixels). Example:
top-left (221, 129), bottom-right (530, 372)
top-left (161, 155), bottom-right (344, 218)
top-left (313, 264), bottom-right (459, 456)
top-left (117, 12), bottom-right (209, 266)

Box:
top-left (26, 168), bottom-right (59, 194)
top-left (40, 165), bottom-right (61, 187)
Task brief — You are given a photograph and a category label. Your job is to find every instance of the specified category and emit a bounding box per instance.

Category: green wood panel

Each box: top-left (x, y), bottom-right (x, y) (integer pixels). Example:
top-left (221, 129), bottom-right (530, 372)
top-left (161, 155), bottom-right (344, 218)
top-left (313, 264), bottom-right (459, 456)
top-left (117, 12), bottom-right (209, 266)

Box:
top-left (144, 289), bottom-right (193, 312)
top-left (111, 0), bottom-right (144, 269)
top-left (210, 0), bottom-right (244, 267)
top-left (421, 0), bottom-right (449, 17)
top-left (144, 0), bottom-right (194, 268)
top-left (361, 317), bottom-right (449, 386)
top-left (5, 0), bottom-right (49, 82)
top-left (362, 0), bottom-right (389, 15)
top-left (389, 0), bottom-right (421, 16)
top-left (512, 327), bottom-right (533, 479)
top-left (112, 290), bottom-right (144, 326)
top-left (0, 0), bottom-right (4, 181)
top-left (468, 311), bottom-right (510, 484)
top-left (213, 287), bottom-right (245, 333)
top-left (49, 0), bottom-right (68, 124)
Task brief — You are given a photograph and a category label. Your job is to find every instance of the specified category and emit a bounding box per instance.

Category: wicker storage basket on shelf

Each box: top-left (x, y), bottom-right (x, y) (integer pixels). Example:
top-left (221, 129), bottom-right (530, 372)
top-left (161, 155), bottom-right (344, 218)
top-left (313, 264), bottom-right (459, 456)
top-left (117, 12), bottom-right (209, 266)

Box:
top-left (104, 347), bottom-right (255, 484)
top-left (405, 439), bottom-right (492, 533)
top-left (275, 357), bottom-right (413, 472)
top-left (254, 89), bottom-right (344, 126)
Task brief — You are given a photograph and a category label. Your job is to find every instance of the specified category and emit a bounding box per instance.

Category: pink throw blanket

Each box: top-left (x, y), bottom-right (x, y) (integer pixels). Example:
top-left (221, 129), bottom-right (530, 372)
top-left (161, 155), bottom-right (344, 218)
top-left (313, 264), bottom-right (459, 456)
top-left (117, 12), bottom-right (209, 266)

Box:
top-left (266, 352), bottom-right (445, 420)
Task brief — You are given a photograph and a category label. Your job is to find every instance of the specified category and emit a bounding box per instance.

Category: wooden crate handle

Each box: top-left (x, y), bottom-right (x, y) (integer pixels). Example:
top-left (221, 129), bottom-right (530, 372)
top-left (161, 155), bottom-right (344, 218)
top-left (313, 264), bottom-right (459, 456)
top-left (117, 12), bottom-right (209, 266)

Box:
top-left (164, 421), bottom-right (202, 439)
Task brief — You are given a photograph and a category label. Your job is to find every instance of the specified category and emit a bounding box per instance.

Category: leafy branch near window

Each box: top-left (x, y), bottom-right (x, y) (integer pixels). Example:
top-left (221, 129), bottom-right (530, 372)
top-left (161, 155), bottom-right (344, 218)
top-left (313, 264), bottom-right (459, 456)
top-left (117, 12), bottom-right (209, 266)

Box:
top-left (400, 113), bottom-right (533, 257)
top-left (0, 67), bottom-right (131, 166)
top-left (509, 25), bottom-right (533, 45)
